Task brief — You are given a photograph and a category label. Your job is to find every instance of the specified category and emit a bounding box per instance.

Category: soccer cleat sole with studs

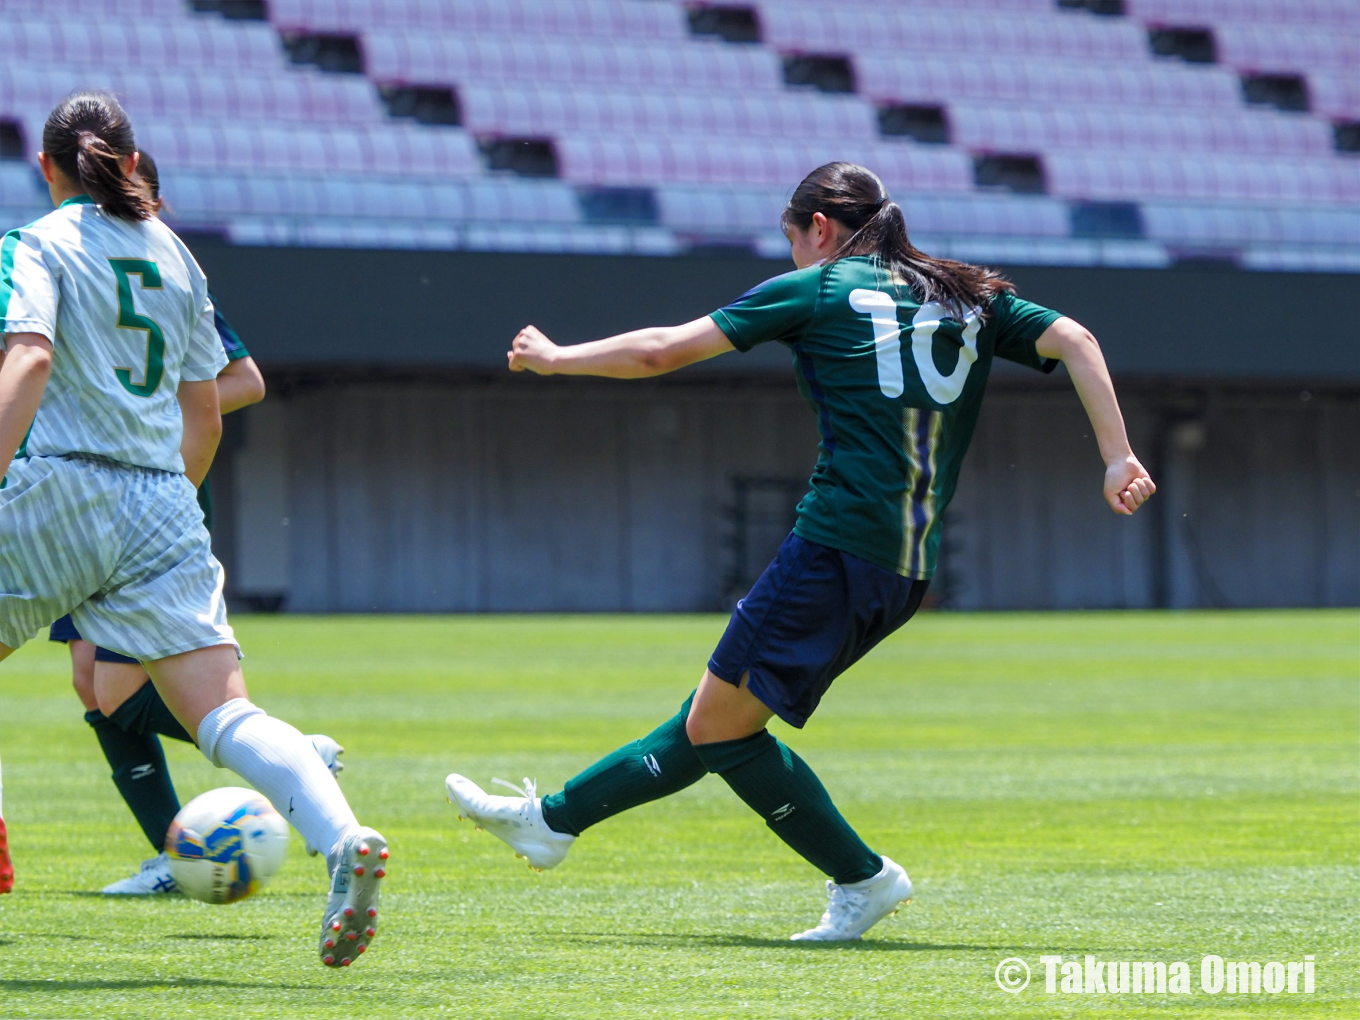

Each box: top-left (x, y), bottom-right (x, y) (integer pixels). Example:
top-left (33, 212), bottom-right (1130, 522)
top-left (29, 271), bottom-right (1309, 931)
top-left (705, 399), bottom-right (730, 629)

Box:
top-left (319, 827), bottom-right (387, 968)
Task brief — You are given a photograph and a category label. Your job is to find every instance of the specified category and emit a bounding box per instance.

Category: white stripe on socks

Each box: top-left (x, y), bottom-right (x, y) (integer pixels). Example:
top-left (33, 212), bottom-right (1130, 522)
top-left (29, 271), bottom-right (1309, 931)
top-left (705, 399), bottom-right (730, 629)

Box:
top-left (197, 698), bottom-right (358, 862)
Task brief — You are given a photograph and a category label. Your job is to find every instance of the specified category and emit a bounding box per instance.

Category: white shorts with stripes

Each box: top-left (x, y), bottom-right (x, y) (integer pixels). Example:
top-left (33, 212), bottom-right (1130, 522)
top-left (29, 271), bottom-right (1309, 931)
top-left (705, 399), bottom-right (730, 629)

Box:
top-left (0, 454), bottom-right (237, 660)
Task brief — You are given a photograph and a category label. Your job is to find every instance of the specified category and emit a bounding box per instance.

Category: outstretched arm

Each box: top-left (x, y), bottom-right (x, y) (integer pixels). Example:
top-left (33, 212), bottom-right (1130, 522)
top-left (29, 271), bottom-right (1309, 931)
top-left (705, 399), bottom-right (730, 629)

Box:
top-left (215, 355), bottom-right (266, 415)
top-left (0, 333), bottom-right (52, 478)
top-left (508, 316), bottom-right (734, 379)
top-left (1035, 316), bottom-right (1155, 515)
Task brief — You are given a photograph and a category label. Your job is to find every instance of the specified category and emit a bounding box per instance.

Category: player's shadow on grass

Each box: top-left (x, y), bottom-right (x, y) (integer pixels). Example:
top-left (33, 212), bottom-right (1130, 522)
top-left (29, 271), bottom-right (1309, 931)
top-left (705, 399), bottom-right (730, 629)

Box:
top-left (572, 933), bottom-right (1022, 952)
top-left (0, 978), bottom-right (303, 992)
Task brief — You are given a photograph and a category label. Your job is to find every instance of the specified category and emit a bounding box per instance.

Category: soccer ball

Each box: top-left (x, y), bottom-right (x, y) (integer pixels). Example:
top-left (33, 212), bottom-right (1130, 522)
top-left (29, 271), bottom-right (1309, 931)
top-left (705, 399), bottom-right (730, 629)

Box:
top-left (166, 787), bottom-right (290, 904)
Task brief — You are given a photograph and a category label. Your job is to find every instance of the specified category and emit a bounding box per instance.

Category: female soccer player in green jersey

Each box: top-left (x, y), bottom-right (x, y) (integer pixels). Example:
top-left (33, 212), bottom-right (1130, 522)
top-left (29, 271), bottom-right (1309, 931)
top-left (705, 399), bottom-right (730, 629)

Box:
top-left (447, 161), bottom-right (1155, 942)
top-left (0, 92), bottom-right (384, 966)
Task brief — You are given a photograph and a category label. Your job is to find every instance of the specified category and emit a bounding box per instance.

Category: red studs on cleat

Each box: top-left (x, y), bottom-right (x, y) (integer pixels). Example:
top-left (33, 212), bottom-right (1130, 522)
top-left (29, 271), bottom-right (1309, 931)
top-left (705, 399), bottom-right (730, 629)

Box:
top-left (365, 927), bottom-right (376, 938)
top-left (367, 907), bottom-right (377, 918)
top-left (346, 932), bottom-right (358, 941)
top-left (331, 921), bottom-right (342, 932)
top-left (341, 958), bottom-right (351, 967)
top-left (358, 845), bottom-right (370, 857)
top-left (323, 955), bottom-right (335, 966)
top-left (374, 868), bottom-right (386, 879)
top-left (378, 849), bottom-right (389, 860)
top-left (344, 907), bottom-right (354, 918)
top-left (357, 944), bottom-right (367, 954)
top-left (354, 866), bottom-right (365, 877)
top-left (325, 939), bottom-right (335, 950)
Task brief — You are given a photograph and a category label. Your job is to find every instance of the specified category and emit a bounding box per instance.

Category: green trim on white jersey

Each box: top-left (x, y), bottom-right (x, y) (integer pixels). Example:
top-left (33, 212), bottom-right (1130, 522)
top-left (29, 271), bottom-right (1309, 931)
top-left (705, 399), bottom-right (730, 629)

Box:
top-left (0, 199), bottom-right (227, 474)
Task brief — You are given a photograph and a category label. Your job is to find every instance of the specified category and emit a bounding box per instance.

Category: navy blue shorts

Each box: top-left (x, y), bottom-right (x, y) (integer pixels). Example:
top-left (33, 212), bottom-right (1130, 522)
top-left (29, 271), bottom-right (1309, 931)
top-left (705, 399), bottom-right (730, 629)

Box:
top-left (47, 614), bottom-right (140, 665)
top-left (708, 533), bottom-right (929, 728)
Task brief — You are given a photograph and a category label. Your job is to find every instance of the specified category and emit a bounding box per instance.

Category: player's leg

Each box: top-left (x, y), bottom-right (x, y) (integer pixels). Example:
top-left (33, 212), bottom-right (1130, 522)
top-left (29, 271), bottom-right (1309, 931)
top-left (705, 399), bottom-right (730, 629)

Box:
top-left (446, 691), bottom-right (708, 868)
top-left (65, 634), bottom-right (98, 711)
top-left (79, 651), bottom-right (183, 892)
top-left (76, 470), bottom-right (381, 967)
top-left (145, 645), bottom-right (384, 965)
top-left (687, 668), bottom-right (880, 883)
top-left (692, 534), bottom-right (925, 940)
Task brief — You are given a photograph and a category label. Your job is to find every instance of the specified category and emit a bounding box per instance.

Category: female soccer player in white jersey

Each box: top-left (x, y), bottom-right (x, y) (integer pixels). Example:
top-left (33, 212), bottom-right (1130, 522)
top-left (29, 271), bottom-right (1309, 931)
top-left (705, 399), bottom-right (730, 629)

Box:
top-left (0, 92), bottom-right (384, 967)
top-left (447, 162), bottom-right (1155, 942)
top-left (49, 151), bottom-right (344, 896)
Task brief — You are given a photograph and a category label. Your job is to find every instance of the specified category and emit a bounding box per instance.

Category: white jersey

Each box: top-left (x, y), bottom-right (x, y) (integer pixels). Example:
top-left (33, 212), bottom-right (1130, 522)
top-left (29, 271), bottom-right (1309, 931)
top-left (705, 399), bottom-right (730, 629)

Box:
top-left (0, 195), bottom-right (227, 473)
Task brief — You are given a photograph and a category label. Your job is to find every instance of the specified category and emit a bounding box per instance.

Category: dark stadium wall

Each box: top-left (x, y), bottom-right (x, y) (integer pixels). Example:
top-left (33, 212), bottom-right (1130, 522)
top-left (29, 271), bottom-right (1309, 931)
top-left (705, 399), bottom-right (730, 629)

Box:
top-left (191, 241), bottom-right (1359, 612)
top-left (189, 239), bottom-right (1360, 380)
top-left (215, 377), bottom-right (1359, 614)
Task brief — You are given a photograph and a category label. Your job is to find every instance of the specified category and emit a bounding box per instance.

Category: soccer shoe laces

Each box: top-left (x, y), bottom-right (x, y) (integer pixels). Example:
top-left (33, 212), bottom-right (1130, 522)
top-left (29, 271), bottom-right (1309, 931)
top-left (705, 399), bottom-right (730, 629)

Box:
top-left (491, 776), bottom-right (538, 804)
top-left (824, 882), bottom-right (866, 924)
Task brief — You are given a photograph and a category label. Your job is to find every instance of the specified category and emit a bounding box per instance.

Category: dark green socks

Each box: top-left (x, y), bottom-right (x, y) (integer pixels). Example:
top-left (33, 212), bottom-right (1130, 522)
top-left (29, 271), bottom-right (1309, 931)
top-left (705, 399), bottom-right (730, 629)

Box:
top-left (692, 730), bottom-right (882, 886)
top-left (107, 680), bottom-right (194, 744)
top-left (541, 693), bottom-right (707, 837)
top-left (85, 709), bottom-right (181, 853)
top-left (85, 681), bottom-right (194, 853)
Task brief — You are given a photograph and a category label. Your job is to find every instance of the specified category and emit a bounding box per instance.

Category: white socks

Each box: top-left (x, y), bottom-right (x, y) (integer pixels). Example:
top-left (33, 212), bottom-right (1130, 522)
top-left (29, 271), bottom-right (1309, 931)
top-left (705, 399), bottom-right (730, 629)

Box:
top-left (197, 698), bottom-right (358, 862)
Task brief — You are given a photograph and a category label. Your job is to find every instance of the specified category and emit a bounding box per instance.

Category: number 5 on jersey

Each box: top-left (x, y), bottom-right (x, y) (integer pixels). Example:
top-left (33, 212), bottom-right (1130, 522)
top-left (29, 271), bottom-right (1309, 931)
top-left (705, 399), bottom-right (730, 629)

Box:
top-left (850, 289), bottom-right (979, 405)
top-left (108, 258), bottom-right (165, 397)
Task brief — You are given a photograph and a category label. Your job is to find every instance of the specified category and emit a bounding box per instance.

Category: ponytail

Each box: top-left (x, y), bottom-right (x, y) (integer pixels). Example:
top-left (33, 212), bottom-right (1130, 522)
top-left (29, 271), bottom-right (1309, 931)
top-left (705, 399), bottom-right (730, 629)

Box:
top-left (783, 162), bottom-right (1013, 315)
top-left (43, 91), bottom-right (153, 222)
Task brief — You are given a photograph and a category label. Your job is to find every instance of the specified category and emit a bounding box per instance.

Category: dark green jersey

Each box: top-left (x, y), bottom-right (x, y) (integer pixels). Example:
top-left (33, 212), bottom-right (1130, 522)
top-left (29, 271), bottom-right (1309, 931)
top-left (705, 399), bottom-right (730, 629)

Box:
top-left (711, 256), bottom-right (1061, 578)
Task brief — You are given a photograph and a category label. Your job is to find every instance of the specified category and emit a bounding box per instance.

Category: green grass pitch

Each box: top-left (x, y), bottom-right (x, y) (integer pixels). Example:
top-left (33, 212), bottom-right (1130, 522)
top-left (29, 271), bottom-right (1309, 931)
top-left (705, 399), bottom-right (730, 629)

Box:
top-left (0, 610), bottom-right (1355, 1019)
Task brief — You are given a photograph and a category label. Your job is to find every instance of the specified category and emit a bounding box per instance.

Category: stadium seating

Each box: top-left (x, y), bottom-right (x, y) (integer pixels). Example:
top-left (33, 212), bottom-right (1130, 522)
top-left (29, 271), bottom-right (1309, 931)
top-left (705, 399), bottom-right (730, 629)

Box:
top-left (0, 0), bottom-right (1355, 269)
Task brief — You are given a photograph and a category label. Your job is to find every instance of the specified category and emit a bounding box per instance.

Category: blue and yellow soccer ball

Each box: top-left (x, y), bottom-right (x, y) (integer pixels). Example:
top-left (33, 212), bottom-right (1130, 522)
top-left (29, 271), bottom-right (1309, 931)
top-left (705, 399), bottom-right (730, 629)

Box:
top-left (166, 787), bottom-right (290, 904)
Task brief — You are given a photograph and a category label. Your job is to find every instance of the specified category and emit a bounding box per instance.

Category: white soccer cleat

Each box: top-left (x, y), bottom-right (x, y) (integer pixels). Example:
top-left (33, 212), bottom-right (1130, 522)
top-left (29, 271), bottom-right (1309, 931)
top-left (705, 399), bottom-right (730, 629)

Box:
top-left (307, 734), bottom-right (345, 775)
top-left (304, 734), bottom-right (345, 858)
top-left (789, 856), bottom-right (912, 942)
top-left (444, 774), bottom-right (575, 872)
top-left (101, 852), bottom-right (178, 895)
top-left (319, 826), bottom-right (387, 969)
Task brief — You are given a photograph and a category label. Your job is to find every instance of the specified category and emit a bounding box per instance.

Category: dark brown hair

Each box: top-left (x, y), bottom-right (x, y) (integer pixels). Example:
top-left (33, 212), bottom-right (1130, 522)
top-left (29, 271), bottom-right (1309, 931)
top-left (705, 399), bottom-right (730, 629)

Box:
top-left (782, 162), bottom-right (1014, 314)
top-left (134, 149), bottom-right (160, 202)
top-left (42, 90), bottom-right (153, 221)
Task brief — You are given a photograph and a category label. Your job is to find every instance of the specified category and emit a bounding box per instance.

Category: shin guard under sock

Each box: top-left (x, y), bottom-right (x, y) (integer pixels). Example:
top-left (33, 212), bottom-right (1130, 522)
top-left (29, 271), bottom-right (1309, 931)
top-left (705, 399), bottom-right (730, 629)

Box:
top-left (541, 693), bottom-right (707, 837)
top-left (197, 698), bottom-right (358, 860)
top-left (85, 709), bottom-right (181, 853)
top-left (693, 730), bottom-right (882, 885)
top-left (108, 680), bottom-right (194, 744)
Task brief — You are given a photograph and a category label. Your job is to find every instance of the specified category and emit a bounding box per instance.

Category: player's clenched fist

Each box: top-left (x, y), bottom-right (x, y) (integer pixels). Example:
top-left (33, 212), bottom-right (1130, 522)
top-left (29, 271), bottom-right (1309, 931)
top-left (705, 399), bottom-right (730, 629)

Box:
top-left (1104, 456), bottom-right (1156, 515)
top-left (508, 325), bottom-right (558, 374)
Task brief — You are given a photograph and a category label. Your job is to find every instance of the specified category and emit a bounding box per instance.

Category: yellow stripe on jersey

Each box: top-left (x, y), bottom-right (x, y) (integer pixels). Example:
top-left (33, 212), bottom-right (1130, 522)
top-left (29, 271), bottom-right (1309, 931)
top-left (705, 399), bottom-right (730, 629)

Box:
top-left (899, 406), bottom-right (943, 577)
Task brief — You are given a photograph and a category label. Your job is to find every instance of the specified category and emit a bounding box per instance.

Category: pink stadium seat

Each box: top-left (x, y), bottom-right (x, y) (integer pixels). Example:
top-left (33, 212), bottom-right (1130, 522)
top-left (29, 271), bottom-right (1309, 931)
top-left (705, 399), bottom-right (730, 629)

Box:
top-left (0, 17), bottom-right (280, 70)
top-left (0, 0), bottom-right (189, 16)
top-left (947, 103), bottom-right (1332, 157)
top-left (363, 33), bottom-right (785, 91)
top-left (1047, 151), bottom-right (1360, 204)
top-left (269, 0), bottom-right (686, 39)
top-left (1127, 0), bottom-right (1360, 30)
top-left (556, 134), bottom-right (971, 191)
top-left (1214, 23), bottom-right (1360, 74)
top-left (458, 83), bottom-right (877, 141)
top-left (759, 5), bottom-right (1145, 60)
top-left (855, 54), bottom-right (1242, 110)
top-left (1308, 73), bottom-right (1360, 121)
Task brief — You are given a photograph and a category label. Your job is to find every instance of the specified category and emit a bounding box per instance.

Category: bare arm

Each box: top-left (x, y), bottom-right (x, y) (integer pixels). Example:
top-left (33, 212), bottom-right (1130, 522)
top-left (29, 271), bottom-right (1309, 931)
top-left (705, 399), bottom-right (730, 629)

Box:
top-left (0, 333), bottom-right (52, 478)
top-left (1035, 316), bottom-right (1155, 515)
top-left (215, 355), bottom-right (265, 415)
top-left (507, 316), bottom-right (735, 379)
top-left (177, 378), bottom-right (221, 488)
